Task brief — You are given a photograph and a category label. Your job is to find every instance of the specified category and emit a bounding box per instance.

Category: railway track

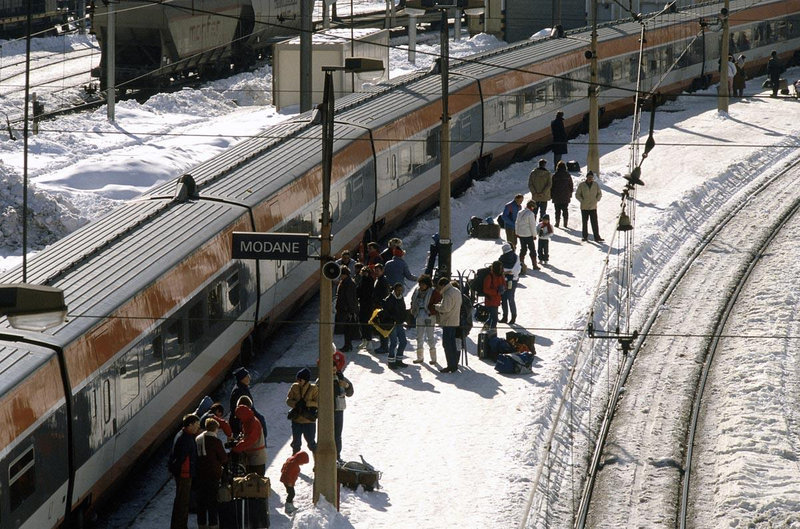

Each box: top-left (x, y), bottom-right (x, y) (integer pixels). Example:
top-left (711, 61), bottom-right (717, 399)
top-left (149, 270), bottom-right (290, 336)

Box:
top-left (577, 154), bottom-right (800, 527)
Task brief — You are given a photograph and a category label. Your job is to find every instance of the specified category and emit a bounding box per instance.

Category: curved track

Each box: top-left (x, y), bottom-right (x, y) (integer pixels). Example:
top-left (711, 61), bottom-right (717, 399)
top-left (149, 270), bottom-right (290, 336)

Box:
top-left (580, 156), bottom-right (800, 527)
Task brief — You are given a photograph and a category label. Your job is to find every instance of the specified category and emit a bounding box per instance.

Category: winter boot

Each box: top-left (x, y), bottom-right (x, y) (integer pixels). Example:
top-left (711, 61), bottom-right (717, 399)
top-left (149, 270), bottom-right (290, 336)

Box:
top-left (429, 349), bottom-right (437, 364)
top-left (520, 263), bottom-right (527, 274)
top-left (285, 502), bottom-right (297, 515)
top-left (414, 350), bottom-right (424, 363)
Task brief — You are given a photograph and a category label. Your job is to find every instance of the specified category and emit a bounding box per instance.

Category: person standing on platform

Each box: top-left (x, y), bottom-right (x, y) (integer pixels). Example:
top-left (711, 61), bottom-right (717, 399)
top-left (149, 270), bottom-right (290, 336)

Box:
top-left (356, 264), bottom-right (375, 350)
top-left (500, 193), bottom-right (524, 248)
top-left (767, 50), bottom-right (784, 98)
top-left (194, 418), bottom-right (228, 529)
top-left (528, 159), bottom-right (552, 219)
top-left (434, 277), bottom-right (462, 374)
top-left (372, 263), bottom-right (390, 354)
top-left (286, 368), bottom-right (319, 454)
top-left (482, 261), bottom-right (505, 331)
top-left (576, 171), bottom-right (604, 243)
top-left (334, 266), bottom-right (358, 352)
top-left (537, 214), bottom-right (554, 264)
top-left (384, 248), bottom-right (417, 289)
top-left (515, 200), bottom-right (539, 274)
top-left (228, 367), bottom-right (267, 442)
top-left (498, 243), bottom-right (520, 325)
top-left (550, 111), bottom-right (568, 166)
top-left (410, 274), bottom-right (437, 364)
top-left (168, 414), bottom-right (200, 529)
top-left (231, 399), bottom-right (269, 529)
top-left (383, 282), bottom-right (409, 369)
top-left (733, 55), bottom-right (746, 97)
top-left (551, 160), bottom-right (574, 228)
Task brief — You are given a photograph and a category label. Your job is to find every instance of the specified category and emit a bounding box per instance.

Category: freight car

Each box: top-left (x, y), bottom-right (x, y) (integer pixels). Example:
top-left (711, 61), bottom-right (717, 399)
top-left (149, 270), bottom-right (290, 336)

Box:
top-left (1, 1), bottom-right (799, 527)
top-left (0, 0), bottom-right (70, 39)
top-left (90, 0), bottom-right (302, 90)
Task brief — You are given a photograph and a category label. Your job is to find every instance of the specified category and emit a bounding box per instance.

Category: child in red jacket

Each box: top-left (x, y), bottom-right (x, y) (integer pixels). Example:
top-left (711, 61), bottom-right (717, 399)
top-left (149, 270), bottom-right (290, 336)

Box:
top-left (280, 450), bottom-right (310, 514)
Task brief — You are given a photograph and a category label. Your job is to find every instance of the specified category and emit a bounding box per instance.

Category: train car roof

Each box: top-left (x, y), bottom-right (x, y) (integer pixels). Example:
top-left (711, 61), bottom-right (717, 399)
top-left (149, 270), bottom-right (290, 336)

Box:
top-left (0, 339), bottom-right (59, 397)
top-left (0, 199), bottom-right (247, 346)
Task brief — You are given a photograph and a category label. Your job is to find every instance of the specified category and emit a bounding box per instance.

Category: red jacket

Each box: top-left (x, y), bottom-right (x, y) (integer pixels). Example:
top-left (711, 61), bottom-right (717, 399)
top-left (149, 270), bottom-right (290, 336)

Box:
top-left (483, 273), bottom-right (505, 307)
top-left (232, 405), bottom-right (266, 462)
top-left (427, 289), bottom-right (442, 316)
top-left (280, 451), bottom-right (310, 487)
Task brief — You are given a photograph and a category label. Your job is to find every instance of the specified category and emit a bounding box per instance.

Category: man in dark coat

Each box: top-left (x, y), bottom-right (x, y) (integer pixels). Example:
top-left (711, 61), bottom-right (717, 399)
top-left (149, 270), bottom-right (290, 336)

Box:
top-left (551, 160), bottom-right (574, 228)
top-left (228, 367), bottom-right (267, 441)
top-left (335, 266), bottom-right (358, 352)
top-left (372, 264), bottom-right (391, 354)
top-left (355, 264), bottom-right (374, 348)
top-left (767, 50), bottom-right (784, 97)
top-left (383, 283), bottom-right (409, 369)
top-left (550, 111), bottom-right (568, 166)
top-left (169, 414), bottom-right (200, 529)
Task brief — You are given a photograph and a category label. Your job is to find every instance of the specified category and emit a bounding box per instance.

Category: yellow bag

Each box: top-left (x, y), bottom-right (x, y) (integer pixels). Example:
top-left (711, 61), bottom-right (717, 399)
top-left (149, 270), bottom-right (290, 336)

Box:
top-left (368, 308), bottom-right (394, 338)
top-left (231, 473), bottom-right (270, 499)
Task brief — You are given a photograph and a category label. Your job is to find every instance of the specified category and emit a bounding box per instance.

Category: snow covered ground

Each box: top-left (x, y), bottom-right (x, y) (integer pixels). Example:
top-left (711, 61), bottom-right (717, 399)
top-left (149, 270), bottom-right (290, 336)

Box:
top-left (2, 26), bottom-right (800, 529)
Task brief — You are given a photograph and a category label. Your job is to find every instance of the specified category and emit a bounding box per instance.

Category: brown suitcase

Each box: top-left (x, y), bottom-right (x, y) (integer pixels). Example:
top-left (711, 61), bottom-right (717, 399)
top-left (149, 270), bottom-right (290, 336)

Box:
top-left (231, 473), bottom-right (270, 499)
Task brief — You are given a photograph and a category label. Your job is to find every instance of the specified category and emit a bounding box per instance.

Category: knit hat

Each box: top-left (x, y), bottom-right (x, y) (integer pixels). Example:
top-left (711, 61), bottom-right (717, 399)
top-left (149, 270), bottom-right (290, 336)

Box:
top-left (501, 242), bottom-right (513, 253)
top-left (297, 368), bottom-right (311, 381)
top-left (233, 367), bottom-right (250, 382)
top-left (542, 214), bottom-right (550, 221)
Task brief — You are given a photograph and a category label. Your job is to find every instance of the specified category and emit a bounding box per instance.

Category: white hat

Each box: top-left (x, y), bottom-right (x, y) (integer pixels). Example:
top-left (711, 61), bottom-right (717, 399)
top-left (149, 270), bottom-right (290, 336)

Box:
top-left (501, 242), bottom-right (513, 253)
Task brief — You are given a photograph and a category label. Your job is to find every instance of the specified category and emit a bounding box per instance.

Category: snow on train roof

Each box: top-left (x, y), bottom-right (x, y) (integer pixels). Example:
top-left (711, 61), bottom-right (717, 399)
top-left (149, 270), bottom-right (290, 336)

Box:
top-left (0, 341), bottom-right (59, 397)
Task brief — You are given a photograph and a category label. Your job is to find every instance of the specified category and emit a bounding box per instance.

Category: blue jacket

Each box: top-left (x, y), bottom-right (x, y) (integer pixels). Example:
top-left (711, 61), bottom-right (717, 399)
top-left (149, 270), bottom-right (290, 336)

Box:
top-left (383, 256), bottom-right (417, 287)
top-left (168, 429), bottom-right (197, 478)
top-left (501, 200), bottom-right (521, 230)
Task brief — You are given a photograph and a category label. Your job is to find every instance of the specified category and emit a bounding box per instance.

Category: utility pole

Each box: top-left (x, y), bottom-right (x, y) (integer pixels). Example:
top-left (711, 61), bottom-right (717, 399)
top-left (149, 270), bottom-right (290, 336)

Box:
top-left (437, 5), bottom-right (452, 279)
top-left (587, 0), bottom-right (599, 175)
top-left (300, 0), bottom-right (313, 112)
top-left (718, 1), bottom-right (730, 113)
top-left (106, 0), bottom-right (115, 122)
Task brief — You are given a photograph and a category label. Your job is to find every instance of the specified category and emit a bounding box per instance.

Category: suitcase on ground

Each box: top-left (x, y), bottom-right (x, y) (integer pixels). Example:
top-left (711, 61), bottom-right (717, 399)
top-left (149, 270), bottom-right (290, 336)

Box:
top-left (473, 223), bottom-right (500, 239)
top-left (477, 330), bottom-right (496, 359)
top-left (506, 331), bottom-right (536, 354)
top-left (338, 457), bottom-right (382, 491)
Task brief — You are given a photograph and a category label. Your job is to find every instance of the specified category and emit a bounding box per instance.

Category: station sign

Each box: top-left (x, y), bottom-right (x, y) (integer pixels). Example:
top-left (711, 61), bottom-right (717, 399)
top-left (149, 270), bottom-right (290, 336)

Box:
top-left (232, 232), bottom-right (309, 261)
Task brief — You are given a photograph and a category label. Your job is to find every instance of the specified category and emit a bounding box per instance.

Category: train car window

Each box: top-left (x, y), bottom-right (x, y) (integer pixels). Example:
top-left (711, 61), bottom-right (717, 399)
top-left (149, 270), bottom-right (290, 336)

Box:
top-left (143, 335), bottom-right (164, 386)
top-left (599, 61), bottom-right (612, 84)
top-left (119, 351), bottom-right (140, 408)
top-left (103, 379), bottom-right (112, 423)
top-left (9, 446), bottom-right (35, 512)
top-left (612, 59), bottom-right (623, 81)
top-left (352, 172), bottom-right (364, 200)
top-left (523, 90), bottom-right (535, 113)
top-left (208, 282), bottom-right (224, 331)
top-left (342, 182), bottom-right (353, 215)
top-left (426, 128), bottom-right (439, 159)
top-left (188, 300), bottom-right (204, 344)
top-left (227, 271), bottom-right (241, 311)
top-left (390, 154), bottom-right (397, 182)
top-left (462, 113), bottom-right (471, 140)
top-left (91, 388), bottom-right (97, 419)
top-left (164, 319), bottom-right (184, 361)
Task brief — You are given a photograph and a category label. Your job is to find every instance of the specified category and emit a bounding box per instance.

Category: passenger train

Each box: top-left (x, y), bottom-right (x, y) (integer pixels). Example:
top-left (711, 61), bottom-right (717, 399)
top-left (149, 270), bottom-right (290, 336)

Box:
top-left (1, 0), bottom-right (799, 526)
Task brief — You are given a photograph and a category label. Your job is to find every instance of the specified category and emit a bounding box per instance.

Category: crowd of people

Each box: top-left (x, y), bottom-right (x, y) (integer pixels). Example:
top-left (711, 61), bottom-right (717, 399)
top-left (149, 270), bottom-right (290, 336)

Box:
top-left (330, 236), bottom-right (467, 373)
